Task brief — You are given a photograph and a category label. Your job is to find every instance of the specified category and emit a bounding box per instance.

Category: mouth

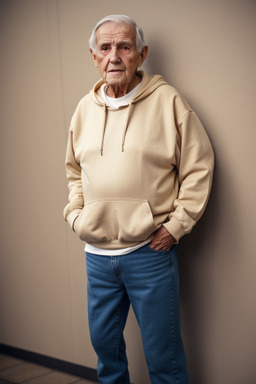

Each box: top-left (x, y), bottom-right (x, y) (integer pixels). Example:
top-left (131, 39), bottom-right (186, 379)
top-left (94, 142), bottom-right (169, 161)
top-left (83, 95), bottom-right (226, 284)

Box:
top-left (108, 69), bottom-right (124, 73)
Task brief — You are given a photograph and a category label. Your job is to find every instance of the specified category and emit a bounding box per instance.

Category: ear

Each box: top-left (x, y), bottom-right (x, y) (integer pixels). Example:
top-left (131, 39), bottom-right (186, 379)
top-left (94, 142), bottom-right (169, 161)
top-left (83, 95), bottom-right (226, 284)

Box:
top-left (90, 48), bottom-right (98, 68)
top-left (138, 46), bottom-right (149, 67)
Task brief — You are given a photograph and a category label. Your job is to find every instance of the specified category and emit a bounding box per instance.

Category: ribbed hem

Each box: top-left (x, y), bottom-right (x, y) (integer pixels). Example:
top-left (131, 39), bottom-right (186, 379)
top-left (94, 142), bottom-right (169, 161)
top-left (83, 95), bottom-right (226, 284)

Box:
top-left (163, 217), bottom-right (187, 243)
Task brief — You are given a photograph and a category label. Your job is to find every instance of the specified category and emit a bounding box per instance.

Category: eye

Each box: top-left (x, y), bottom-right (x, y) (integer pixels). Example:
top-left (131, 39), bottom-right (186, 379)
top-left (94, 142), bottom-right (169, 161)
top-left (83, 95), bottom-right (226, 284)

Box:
top-left (101, 46), bottom-right (110, 52)
top-left (120, 45), bottom-right (130, 51)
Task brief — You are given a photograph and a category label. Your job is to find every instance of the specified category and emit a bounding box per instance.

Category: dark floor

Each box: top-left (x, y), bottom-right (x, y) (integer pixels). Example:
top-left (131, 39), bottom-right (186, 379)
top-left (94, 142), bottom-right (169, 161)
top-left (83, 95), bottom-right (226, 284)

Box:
top-left (0, 354), bottom-right (96, 384)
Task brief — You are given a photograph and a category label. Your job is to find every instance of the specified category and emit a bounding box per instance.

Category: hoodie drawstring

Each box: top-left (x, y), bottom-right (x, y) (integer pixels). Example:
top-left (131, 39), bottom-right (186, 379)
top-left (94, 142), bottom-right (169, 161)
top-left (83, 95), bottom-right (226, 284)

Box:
top-left (121, 103), bottom-right (134, 152)
top-left (100, 103), bottom-right (134, 155)
top-left (100, 104), bottom-right (107, 156)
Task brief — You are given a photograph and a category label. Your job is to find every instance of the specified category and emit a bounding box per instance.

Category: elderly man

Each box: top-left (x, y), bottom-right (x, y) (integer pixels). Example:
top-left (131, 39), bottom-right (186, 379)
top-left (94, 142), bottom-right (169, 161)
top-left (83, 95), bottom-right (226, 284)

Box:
top-left (64, 14), bottom-right (214, 384)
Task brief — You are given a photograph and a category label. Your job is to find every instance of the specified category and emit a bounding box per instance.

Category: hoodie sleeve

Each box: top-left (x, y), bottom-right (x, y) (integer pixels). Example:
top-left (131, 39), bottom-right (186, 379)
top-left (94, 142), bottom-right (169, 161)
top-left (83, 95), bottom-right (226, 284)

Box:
top-left (163, 110), bottom-right (214, 241)
top-left (63, 125), bottom-right (84, 231)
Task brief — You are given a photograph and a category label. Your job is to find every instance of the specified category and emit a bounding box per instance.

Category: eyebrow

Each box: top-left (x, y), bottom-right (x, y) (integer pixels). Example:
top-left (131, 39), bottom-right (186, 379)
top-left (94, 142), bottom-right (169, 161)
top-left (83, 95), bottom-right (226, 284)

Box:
top-left (98, 40), bottom-right (134, 48)
top-left (118, 40), bottom-right (133, 46)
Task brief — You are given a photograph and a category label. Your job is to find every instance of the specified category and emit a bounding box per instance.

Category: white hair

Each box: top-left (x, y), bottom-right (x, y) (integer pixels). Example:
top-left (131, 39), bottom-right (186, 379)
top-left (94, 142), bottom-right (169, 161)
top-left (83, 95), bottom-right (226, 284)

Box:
top-left (89, 14), bottom-right (147, 53)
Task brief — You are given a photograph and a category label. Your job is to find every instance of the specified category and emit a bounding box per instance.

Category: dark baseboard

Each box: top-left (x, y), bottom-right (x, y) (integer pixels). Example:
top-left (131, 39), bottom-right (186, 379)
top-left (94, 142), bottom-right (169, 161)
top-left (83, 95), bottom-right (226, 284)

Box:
top-left (0, 344), bottom-right (98, 382)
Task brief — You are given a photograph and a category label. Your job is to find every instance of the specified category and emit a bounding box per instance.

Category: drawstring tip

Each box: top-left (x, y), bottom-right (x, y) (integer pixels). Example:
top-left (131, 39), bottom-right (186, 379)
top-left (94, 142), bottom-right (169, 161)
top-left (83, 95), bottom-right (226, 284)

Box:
top-left (100, 149), bottom-right (103, 156)
top-left (122, 145), bottom-right (124, 152)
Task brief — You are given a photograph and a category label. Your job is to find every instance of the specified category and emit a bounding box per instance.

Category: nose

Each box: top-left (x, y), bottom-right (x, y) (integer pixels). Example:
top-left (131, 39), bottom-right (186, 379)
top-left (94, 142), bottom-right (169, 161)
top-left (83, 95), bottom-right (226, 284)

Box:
top-left (110, 47), bottom-right (121, 63)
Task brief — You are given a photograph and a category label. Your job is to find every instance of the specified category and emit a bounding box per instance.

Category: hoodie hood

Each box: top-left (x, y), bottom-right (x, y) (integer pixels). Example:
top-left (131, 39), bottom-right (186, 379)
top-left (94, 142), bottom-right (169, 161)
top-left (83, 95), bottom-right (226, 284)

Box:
top-left (89, 71), bottom-right (168, 155)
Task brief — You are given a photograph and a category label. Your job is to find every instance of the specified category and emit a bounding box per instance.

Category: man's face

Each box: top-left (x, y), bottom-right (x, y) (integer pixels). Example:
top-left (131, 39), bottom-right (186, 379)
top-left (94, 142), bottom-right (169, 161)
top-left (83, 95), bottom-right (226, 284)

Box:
top-left (90, 21), bottom-right (147, 95)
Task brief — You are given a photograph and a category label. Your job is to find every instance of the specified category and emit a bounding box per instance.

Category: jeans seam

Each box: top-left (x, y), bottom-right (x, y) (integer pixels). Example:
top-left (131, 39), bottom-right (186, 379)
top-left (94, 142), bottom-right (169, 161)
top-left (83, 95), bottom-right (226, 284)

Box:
top-left (115, 304), bottom-right (126, 382)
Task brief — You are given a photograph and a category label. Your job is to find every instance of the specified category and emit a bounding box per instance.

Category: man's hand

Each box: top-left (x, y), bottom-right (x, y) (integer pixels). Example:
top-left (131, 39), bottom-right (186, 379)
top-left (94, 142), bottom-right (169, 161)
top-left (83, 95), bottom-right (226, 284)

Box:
top-left (149, 225), bottom-right (176, 251)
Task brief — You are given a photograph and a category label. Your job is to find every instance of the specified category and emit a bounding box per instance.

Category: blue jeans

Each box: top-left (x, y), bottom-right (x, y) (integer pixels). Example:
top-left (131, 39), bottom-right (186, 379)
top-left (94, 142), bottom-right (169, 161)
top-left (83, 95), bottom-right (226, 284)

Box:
top-left (86, 245), bottom-right (189, 384)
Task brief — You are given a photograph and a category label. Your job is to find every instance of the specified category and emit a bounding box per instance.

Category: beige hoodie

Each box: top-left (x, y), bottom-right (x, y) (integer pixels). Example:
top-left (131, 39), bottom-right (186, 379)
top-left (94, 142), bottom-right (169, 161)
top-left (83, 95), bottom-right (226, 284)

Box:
top-left (64, 71), bottom-right (214, 249)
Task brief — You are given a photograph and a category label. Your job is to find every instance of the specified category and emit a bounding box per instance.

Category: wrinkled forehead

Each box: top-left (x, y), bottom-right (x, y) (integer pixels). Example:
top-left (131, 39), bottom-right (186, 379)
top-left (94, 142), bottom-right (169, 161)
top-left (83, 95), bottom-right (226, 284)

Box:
top-left (95, 21), bottom-right (136, 44)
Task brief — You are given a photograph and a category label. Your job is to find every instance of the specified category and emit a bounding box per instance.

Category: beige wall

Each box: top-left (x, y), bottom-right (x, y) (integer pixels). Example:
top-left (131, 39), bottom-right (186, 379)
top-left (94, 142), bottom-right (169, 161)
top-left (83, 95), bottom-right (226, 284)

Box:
top-left (0, 0), bottom-right (255, 383)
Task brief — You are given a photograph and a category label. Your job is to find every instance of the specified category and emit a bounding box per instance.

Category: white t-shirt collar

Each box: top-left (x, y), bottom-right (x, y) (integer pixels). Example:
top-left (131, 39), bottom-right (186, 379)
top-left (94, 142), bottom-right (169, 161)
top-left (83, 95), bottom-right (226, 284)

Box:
top-left (101, 83), bottom-right (141, 109)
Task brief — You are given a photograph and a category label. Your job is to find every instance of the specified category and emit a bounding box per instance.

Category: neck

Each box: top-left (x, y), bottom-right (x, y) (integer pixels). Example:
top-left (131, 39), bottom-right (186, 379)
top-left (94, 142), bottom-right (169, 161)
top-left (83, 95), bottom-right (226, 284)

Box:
top-left (106, 74), bottom-right (141, 98)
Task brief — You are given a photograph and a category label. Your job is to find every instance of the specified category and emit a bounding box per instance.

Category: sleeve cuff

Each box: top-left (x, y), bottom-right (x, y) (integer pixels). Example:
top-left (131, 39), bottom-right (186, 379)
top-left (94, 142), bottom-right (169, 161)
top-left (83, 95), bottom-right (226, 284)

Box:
top-left (163, 217), bottom-right (186, 243)
top-left (65, 209), bottom-right (82, 232)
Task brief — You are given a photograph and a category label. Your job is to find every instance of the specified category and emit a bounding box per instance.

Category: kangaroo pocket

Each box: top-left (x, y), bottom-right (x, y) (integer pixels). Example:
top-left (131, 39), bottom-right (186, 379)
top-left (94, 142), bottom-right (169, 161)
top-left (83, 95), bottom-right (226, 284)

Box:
top-left (75, 198), bottom-right (157, 244)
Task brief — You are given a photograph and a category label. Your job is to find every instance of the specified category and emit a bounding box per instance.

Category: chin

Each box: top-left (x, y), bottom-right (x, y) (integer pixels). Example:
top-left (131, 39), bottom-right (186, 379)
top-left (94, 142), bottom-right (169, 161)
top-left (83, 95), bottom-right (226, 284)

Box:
top-left (108, 80), bottom-right (127, 88)
top-left (107, 74), bottom-right (127, 84)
